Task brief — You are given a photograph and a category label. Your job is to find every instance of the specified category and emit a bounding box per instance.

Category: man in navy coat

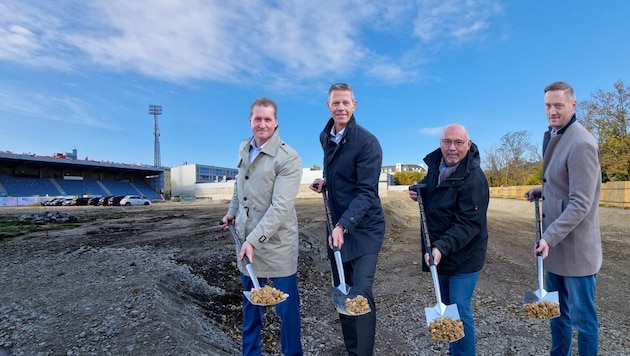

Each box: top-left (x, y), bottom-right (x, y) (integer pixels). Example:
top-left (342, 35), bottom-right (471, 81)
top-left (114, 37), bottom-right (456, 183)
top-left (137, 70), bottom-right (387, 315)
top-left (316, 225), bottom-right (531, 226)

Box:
top-left (310, 83), bottom-right (385, 356)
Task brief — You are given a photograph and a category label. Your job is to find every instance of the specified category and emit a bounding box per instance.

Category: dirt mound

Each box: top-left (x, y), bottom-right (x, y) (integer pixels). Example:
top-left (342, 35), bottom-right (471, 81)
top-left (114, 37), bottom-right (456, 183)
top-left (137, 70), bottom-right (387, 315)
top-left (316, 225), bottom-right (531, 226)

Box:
top-left (1, 197), bottom-right (628, 355)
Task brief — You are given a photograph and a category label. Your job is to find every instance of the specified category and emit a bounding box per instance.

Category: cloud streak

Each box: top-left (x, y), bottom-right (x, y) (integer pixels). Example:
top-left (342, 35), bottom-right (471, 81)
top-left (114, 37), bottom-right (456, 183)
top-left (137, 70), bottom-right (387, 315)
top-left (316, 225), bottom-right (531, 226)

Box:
top-left (0, 0), bottom-right (502, 86)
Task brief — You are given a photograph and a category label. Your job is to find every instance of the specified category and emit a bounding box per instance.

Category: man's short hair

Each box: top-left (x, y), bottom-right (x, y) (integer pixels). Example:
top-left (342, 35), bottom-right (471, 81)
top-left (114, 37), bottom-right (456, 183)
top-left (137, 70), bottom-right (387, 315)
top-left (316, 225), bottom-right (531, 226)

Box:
top-left (250, 98), bottom-right (277, 119)
top-left (544, 81), bottom-right (575, 101)
top-left (328, 83), bottom-right (355, 103)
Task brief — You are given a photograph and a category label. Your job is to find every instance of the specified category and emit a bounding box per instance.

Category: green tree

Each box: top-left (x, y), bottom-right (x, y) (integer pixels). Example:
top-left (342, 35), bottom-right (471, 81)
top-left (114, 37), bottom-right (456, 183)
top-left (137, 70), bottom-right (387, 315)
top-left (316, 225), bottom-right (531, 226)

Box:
top-left (393, 171), bottom-right (425, 186)
top-left (579, 79), bottom-right (630, 181)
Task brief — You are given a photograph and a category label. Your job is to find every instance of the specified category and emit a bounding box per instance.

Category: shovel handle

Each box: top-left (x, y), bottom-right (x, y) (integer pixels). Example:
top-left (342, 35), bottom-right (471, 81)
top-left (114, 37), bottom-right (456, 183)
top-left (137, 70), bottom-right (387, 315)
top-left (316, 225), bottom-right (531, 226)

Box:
top-left (220, 220), bottom-right (253, 266)
top-left (410, 184), bottom-right (435, 266)
top-left (221, 220), bottom-right (261, 290)
top-left (315, 183), bottom-right (337, 245)
top-left (316, 184), bottom-right (348, 288)
top-left (533, 194), bottom-right (543, 257)
top-left (411, 184), bottom-right (449, 310)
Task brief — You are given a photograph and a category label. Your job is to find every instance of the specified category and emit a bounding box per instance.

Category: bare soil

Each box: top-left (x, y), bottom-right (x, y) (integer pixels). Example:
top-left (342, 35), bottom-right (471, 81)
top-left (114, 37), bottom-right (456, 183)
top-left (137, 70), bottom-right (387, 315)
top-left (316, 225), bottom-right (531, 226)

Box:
top-left (1, 195), bottom-right (628, 355)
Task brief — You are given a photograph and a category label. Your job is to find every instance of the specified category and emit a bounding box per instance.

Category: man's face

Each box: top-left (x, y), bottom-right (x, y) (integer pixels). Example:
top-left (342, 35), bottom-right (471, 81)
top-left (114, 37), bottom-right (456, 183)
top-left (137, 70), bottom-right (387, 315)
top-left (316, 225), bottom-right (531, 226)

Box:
top-left (249, 105), bottom-right (277, 145)
top-left (545, 90), bottom-right (576, 130)
top-left (327, 90), bottom-right (356, 128)
top-left (440, 126), bottom-right (471, 167)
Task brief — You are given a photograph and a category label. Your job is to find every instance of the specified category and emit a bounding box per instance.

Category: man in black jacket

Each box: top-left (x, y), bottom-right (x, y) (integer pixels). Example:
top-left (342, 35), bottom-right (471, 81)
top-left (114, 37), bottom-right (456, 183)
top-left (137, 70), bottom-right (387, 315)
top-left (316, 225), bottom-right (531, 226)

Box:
top-left (310, 83), bottom-right (385, 356)
top-left (409, 124), bottom-right (489, 356)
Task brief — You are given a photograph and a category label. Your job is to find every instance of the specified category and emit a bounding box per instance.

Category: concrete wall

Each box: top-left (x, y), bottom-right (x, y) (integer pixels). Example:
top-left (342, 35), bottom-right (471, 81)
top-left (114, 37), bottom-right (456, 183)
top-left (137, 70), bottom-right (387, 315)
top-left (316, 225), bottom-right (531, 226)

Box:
top-left (188, 170), bottom-right (390, 201)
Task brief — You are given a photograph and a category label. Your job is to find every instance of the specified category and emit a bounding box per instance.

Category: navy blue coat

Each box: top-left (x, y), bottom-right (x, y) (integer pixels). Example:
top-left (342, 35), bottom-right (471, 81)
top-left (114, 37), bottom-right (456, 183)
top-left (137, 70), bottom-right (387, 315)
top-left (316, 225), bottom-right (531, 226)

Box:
top-left (419, 142), bottom-right (489, 275)
top-left (320, 116), bottom-right (386, 262)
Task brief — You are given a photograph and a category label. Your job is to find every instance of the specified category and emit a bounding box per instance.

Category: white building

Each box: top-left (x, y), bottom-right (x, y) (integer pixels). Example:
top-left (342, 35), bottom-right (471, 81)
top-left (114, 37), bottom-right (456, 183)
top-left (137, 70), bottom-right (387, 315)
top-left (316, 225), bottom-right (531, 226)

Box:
top-left (171, 163), bottom-right (237, 197)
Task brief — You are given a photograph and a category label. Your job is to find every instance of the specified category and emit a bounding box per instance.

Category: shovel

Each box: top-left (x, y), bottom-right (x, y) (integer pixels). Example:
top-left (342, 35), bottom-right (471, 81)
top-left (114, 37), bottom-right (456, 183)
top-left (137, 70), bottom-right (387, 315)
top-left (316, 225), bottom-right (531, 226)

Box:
top-left (319, 184), bottom-right (371, 316)
top-left (220, 220), bottom-right (287, 307)
top-left (523, 194), bottom-right (559, 312)
top-left (410, 184), bottom-right (462, 338)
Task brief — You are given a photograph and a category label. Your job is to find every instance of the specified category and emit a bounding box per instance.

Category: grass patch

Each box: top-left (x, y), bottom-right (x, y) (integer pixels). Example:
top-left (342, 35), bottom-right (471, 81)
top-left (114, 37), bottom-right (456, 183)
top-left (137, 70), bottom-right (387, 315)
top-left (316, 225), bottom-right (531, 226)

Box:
top-left (0, 217), bottom-right (82, 238)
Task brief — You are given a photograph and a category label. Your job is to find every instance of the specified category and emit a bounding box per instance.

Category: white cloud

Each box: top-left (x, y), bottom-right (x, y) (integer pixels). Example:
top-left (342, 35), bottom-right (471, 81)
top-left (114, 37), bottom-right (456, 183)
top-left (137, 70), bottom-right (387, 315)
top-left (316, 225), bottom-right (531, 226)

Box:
top-left (413, 0), bottom-right (502, 43)
top-left (0, 0), bottom-right (502, 85)
top-left (0, 86), bottom-right (113, 129)
top-left (419, 126), bottom-right (444, 136)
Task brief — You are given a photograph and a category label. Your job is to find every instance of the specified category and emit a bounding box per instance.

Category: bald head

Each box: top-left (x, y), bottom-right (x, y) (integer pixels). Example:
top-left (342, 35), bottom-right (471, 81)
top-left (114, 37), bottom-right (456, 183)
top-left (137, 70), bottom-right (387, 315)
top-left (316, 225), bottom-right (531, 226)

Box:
top-left (441, 124), bottom-right (469, 140)
top-left (440, 124), bottom-right (472, 166)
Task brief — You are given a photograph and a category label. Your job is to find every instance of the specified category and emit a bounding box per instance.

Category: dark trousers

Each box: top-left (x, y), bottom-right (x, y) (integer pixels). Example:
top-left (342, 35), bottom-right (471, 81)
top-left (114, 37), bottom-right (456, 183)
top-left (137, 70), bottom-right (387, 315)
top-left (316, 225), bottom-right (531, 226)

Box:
top-left (331, 253), bottom-right (379, 356)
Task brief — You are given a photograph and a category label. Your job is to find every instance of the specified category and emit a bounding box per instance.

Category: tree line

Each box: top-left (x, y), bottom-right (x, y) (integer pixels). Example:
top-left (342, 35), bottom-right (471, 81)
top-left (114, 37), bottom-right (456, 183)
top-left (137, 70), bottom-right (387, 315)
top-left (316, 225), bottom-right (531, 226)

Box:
top-left (393, 80), bottom-right (629, 187)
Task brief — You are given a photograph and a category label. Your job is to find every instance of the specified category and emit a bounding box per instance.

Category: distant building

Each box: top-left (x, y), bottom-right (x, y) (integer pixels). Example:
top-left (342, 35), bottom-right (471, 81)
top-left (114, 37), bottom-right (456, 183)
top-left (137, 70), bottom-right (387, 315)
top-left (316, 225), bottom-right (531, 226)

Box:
top-left (381, 163), bottom-right (426, 174)
top-left (171, 163), bottom-right (238, 197)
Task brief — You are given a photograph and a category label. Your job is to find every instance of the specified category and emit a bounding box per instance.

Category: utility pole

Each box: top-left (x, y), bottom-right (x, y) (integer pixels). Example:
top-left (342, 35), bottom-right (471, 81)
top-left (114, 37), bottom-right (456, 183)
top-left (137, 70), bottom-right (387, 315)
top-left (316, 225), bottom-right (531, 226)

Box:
top-left (148, 105), bottom-right (162, 167)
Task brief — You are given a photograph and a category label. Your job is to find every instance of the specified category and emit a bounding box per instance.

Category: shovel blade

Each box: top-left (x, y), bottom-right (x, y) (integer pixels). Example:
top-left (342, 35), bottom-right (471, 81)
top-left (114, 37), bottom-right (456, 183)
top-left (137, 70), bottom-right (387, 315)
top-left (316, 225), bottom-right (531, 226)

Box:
top-left (329, 286), bottom-right (371, 316)
top-left (425, 303), bottom-right (461, 326)
top-left (523, 288), bottom-right (560, 304)
top-left (523, 290), bottom-right (539, 304)
top-left (425, 303), bottom-right (463, 343)
top-left (242, 290), bottom-right (288, 307)
top-left (523, 289), bottom-right (560, 319)
top-left (539, 290), bottom-right (559, 303)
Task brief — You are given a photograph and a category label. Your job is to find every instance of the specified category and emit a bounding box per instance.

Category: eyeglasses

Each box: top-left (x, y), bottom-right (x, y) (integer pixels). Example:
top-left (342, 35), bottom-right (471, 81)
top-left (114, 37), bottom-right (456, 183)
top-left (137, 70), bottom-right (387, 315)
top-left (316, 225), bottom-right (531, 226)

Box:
top-left (440, 139), bottom-right (469, 148)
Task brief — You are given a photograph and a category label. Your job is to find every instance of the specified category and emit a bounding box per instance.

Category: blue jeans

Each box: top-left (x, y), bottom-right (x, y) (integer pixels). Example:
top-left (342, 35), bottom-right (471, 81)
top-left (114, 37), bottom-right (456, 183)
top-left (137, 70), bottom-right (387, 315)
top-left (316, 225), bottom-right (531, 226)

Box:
top-left (438, 271), bottom-right (479, 356)
top-left (546, 272), bottom-right (598, 356)
top-left (241, 273), bottom-right (303, 356)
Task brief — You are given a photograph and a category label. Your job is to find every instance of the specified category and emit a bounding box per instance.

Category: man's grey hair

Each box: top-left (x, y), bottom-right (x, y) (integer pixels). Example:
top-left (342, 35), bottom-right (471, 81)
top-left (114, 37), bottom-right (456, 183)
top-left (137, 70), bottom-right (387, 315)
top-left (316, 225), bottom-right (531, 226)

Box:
top-left (328, 83), bottom-right (356, 103)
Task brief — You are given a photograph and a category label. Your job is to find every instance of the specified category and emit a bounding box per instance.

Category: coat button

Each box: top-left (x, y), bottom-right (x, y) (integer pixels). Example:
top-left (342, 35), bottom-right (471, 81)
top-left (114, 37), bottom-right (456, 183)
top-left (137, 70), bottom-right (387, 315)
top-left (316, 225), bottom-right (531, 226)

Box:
top-left (244, 197), bottom-right (248, 201)
top-left (245, 175), bottom-right (249, 179)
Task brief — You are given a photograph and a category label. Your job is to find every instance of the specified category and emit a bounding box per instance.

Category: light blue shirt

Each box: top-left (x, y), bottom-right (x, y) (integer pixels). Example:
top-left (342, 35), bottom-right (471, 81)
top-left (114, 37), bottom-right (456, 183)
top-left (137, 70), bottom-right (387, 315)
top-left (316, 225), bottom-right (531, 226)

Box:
top-left (329, 126), bottom-right (345, 145)
top-left (249, 138), bottom-right (265, 164)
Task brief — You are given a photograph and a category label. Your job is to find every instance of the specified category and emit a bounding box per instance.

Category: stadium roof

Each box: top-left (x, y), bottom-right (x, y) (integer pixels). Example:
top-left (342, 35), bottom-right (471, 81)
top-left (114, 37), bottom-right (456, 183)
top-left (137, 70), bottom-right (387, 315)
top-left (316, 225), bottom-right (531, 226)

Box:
top-left (0, 151), bottom-right (163, 175)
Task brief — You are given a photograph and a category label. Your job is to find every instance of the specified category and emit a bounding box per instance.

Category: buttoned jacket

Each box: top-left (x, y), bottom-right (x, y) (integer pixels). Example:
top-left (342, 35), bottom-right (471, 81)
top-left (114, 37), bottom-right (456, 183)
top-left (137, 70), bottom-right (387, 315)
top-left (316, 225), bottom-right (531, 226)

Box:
top-left (320, 116), bottom-right (386, 262)
top-left (227, 129), bottom-right (303, 278)
top-left (541, 117), bottom-right (602, 276)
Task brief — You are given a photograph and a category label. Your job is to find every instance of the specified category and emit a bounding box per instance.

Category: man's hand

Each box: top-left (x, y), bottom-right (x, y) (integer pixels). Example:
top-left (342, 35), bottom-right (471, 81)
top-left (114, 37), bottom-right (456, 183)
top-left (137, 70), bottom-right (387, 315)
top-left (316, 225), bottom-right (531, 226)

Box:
top-left (329, 226), bottom-right (345, 250)
top-left (534, 239), bottom-right (550, 259)
top-left (408, 181), bottom-right (419, 201)
top-left (239, 241), bottom-right (255, 263)
top-left (310, 178), bottom-right (325, 193)
top-left (524, 187), bottom-right (542, 202)
top-left (424, 247), bottom-right (442, 267)
top-left (219, 215), bottom-right (234, 230)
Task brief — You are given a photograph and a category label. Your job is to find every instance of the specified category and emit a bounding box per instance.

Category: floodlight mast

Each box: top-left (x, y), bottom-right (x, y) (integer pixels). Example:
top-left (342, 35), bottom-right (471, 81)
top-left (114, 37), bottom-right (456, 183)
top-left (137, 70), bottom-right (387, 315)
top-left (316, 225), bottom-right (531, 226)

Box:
top-left (148, 105), bottom-right (162, 167)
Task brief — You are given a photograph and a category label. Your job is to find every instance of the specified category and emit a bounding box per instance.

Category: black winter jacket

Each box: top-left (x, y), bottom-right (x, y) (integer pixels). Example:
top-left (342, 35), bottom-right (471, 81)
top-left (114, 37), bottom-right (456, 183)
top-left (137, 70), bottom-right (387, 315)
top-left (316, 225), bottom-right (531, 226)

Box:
top-left (418, 142), bottom-right (489, 275)
top-left (320, 116), bottom-right (386, 262)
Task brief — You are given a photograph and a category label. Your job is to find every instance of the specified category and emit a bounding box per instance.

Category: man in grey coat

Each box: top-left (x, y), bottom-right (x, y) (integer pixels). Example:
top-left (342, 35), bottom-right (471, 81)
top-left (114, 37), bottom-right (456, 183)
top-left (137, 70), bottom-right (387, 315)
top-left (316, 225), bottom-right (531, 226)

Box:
top-left (221, 97), bottom-right (303, 356)
top-left (525, 81), bottom-right (602, 355)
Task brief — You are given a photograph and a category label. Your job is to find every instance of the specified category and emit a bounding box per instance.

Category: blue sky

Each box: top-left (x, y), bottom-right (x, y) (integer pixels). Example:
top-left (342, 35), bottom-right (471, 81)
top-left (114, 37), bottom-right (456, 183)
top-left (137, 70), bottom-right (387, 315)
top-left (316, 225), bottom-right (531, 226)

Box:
top-left (1, 1), bottom-right (629, 170)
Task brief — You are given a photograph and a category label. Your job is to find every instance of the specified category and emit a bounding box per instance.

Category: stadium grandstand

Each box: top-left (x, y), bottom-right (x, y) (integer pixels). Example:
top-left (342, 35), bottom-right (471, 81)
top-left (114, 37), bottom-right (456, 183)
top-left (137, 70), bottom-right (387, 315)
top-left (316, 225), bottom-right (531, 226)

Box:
top-left (0, 149), bottom-right (164, 206)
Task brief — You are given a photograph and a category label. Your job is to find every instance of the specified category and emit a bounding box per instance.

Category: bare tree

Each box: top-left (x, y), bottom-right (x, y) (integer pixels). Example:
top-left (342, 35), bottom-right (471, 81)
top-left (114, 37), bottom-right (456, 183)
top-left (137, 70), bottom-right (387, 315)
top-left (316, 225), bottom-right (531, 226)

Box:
top-left (483, 131), bottom-right (539, 186)
top-left (498, 130), bottom-right (538, 186)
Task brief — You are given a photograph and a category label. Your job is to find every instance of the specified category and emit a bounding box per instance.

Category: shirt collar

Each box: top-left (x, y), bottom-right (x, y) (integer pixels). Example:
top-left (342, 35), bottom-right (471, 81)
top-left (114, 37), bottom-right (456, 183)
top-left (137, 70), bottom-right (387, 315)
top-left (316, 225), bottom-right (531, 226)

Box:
top-left (329, 126), bottom-right (345, 145)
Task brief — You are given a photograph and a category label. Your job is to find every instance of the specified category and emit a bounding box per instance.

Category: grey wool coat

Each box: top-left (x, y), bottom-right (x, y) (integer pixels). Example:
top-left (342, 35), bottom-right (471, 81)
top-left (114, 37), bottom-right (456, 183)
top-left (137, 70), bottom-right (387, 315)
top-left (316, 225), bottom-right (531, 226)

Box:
top-left (541, 116), bottom-right (602, 277)
top-left (227, 129), bottom-right (303, 278)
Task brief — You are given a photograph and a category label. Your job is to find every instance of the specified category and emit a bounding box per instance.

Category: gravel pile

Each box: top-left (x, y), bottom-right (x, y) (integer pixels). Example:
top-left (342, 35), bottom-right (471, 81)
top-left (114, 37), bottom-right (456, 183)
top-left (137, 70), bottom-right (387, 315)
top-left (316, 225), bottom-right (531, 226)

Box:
top-left (1, 199), bottom-right (628, 355)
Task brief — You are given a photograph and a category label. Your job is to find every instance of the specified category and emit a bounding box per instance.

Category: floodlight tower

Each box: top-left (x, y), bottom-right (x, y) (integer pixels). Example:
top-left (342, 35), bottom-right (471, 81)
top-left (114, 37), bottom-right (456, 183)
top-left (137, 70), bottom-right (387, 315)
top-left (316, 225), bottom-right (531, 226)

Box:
top-left (148, 105), bottom-right (162, 167)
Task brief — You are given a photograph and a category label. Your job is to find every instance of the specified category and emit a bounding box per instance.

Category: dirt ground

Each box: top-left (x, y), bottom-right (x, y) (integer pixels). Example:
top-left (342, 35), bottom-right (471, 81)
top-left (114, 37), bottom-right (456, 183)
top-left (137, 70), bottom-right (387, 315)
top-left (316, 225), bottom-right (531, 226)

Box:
top-left (0, 194), bottom-right (628, 355)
